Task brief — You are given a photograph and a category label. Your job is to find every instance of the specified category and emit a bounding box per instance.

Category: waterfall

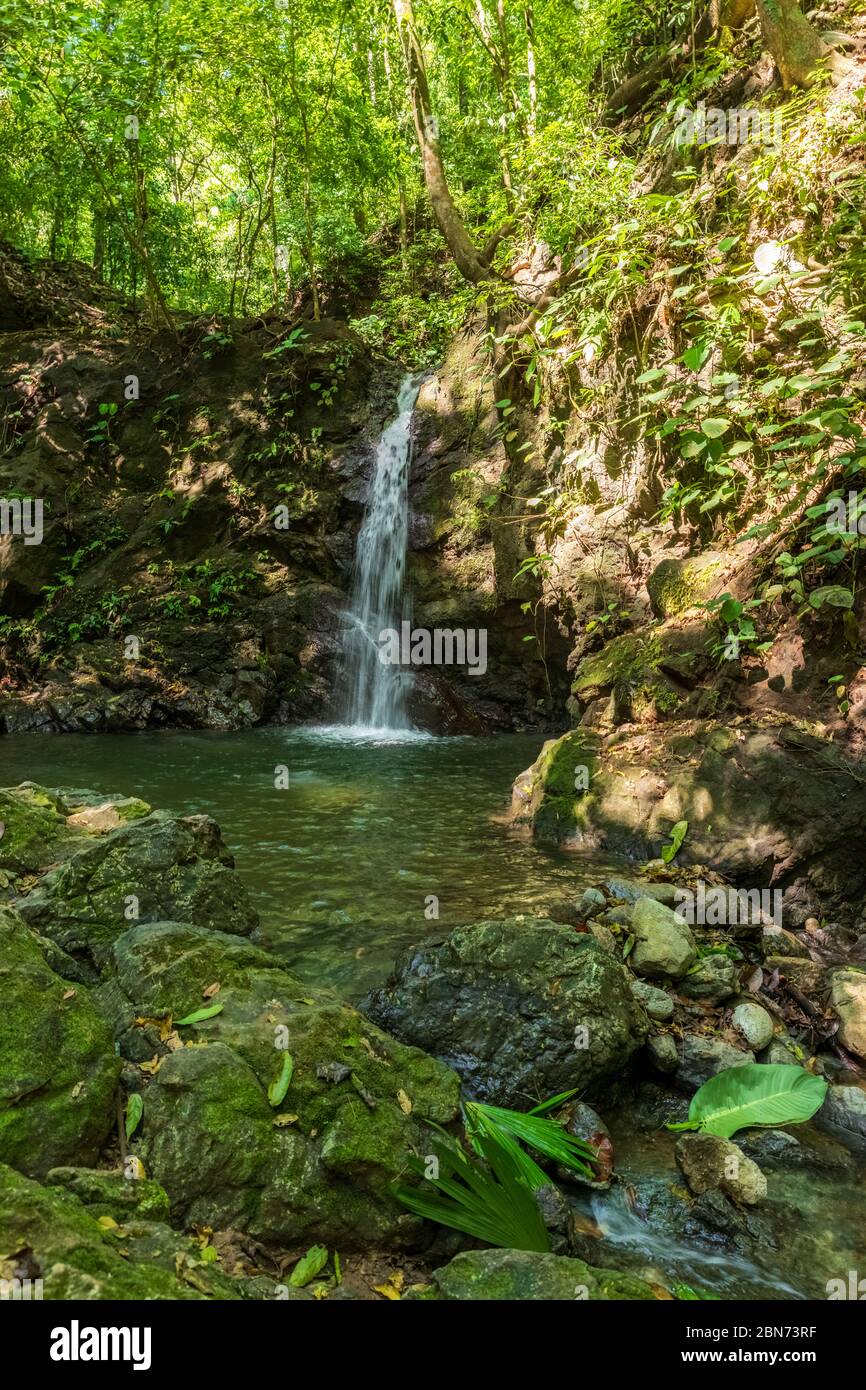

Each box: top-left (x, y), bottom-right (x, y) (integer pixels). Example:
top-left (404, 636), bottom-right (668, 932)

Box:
top-left (342, 372), bottom-right (423, 731)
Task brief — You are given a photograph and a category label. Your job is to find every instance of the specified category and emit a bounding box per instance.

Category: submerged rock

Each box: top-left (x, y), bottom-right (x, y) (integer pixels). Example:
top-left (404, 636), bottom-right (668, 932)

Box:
top-left (365, 918), bottom-right (648, 1107)
top-left (0, 907), bottom-right (120, 1177)
top-left (427, 1248), bottom-right (658, 1301)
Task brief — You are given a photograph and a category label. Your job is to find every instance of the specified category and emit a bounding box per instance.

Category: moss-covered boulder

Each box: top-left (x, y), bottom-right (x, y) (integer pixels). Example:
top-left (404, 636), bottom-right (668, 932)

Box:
top-left (45, 1167), bottom-right (171, 1224)
top-left (569, 623), bottom-right (711, 726)
top-left (0, 1163), bottom-right (243, 1299)
top-left (425, 1248), bottom-right (659, 1300)
top-left (0, 783), bottom-right (86, 877)
top-left (100, 921), bottom-right (461, 1248)
top-left (509, 720), bottom-right (866, 922)
top-left (365, 918), bottom-right (648, 1107)
top-left (0, 907), bottom-right (120, 1177)
top-left (647, 552), bottom-right (729, 619)
top-left (15, 809), bottom-right (257, 967)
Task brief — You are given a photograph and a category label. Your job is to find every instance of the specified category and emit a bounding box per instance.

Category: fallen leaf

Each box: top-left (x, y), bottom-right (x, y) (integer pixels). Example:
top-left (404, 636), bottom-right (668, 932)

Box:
top-left (139, 1055), bottom-right (162, 1076)
top-left (289, 1245), bottom-right (328, 1287)
top-left (396, 1089), bottom-right (412, 1114)
top-left (176, 1003), bottom-right (223, 1026)
top-left (202, 982), bottom-right (220, 999)
top-left (63, 988), bottom-right (76, 1000)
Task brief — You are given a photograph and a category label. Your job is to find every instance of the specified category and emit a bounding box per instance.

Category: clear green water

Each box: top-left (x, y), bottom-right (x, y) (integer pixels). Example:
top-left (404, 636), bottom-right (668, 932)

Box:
top-left (1, 725), bottom-right (618, 997)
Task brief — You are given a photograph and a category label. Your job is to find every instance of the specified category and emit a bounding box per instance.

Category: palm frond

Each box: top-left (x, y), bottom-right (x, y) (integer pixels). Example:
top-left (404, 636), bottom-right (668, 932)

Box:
top-left (393, 1134), bottom-right (551, 1252)
top-left (464, 1098), bottom-right (596, 1182)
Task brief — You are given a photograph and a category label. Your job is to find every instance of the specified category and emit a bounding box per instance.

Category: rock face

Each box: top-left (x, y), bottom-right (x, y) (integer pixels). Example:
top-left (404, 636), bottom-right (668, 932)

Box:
top-left (830, 969), bottom-right (866, 1060)
top-left (510, 720), bottom-right (866, 921)
top-left (427, 1248), bottom-right (657, 1301)
top-left (0, 907), bottom-right (120, 1177)
top-left (100, 921), bottom-right (461, 1247)
top-left (365, 918), bottom-right (648, 1107)
top-left (630, 897), bottom-right (696, 979)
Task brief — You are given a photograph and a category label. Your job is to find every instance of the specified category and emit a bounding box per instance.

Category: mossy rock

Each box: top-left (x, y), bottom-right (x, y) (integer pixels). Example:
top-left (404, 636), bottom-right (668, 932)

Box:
top-left (428, 1248), bottom-right (659, 1300)
top-left (0, 1163), bottom-right (243, 1300)
top-left (0, 907), bottom-right (120, 1177)
top-left (647, 552), bottom-right (729, 620)
top-left (570, 625), bottom-right (710, 723)
top-left (0, 782), bottom-right (86, 875)
top-left (510, 730), bottom-right (598, 844)
top-left (15, 809), bottom-right (258, 967)
top-left (103, 922), bottom-right (461, 1248)
top-left (45, 1167), bottom-right (171, 1223)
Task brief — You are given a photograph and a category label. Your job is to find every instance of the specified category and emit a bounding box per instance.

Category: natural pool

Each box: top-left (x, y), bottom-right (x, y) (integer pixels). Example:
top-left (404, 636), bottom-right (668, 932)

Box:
top-left (0, 725), bottom-right (617, 997)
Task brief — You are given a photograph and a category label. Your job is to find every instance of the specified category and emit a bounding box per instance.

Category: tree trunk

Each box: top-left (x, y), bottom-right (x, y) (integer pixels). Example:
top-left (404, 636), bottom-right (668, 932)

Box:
top-left (392, 0), bottom-right (493, 284)
top-left (754, 0), bottom-right (825, 88)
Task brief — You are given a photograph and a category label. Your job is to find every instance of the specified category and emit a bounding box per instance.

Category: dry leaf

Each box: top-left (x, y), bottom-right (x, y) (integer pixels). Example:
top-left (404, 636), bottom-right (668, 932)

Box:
top-left (139, 1055), bottom-right (163, 1075)
top-left (63, 988), bottom-right (76, 1000)
top-left (202, 982), bottom-right (220, 999)
top-left (396, 1089), bottom-right (412, 1114)
top-left (71, 1081), bottom-right (84, 1099)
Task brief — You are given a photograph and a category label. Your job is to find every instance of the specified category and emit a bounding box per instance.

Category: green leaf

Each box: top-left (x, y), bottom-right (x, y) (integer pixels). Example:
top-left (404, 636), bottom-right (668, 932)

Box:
top-left (661, 819), bottom-right (688, 864)
top-left (809, 585), bottom-right (854, 610)
top-left (671, 1063), bottom-right (827, 1139)
top-left (700, 418), bottom-right (731, 438)
top-left (175, 1003), bottom-right (223, 1025)
top-left (124, 1093), bottom-right (143, 1141)
top-left (267, 1050), bottom-right (294, 1107)
top-left (463, 1099), bottom-right (595, 1185)
top-left (289, 1245), bottom-right (328, 1287)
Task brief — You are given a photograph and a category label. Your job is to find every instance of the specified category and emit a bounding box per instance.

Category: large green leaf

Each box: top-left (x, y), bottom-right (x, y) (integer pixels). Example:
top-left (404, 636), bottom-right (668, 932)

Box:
top-left (670, 1063), bottom-right (827, 1139)
top-left (463, 1099), bottom-right (595, 1185)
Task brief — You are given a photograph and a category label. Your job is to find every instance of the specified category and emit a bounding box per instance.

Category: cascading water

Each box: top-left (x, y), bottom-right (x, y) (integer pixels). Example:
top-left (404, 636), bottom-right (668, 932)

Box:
top-left (342, 373), bottom-right (423, 731)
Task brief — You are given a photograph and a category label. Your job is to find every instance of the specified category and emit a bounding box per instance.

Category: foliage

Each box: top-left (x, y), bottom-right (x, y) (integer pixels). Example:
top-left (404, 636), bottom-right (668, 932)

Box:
top-left (666, 1063), bottom-right (828, 1139)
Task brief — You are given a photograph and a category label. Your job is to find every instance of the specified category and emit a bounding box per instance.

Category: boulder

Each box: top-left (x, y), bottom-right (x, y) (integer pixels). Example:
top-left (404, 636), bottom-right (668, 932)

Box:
top-left (0, 907), bottom-right (120, 1177)
top-left (427, 1248), bottom-right (658, 1301)
top-left (816, 1085), bottom-right (866, 1143)
top-left (509, 721), bottom-right (866, 922)
top-left (0, 1163), bottom-right (242, 1300)
top-left (677, 1035), bottom-right (755, 1091)
top-left (830, 969), bottom-right (866, 1060)
top-left (101, 921), bottom-right (461, 1247)
top-left (630, 897), bottom-right (696, 979)
top-left (675, 1133), bottom-right (767, 1206)
top-left (365, 918), bottom-right (648, 1107)
top-left (646, 1033), bottom-right (679, 1073)
top-left (680, 953), bottom-right (738, 1003)
top-left (15, 809), bottom-right (258, 967)
top-left (647, 552), bottom-right (729, 619)
top-left (629, 978), bottom-right (674, 1021)
top-left (45, 1167), bottom-right (171, 1224)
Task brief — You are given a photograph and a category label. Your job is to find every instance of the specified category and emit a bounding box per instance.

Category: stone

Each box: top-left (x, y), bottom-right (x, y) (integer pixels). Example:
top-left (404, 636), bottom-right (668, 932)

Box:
top-left (675, 1133), bottom-right (767, 1205)
top-left (760, 925), bottom-right (809, 959)
top-left (577, 887), bottom-right (606, 918)
top-left (102, 921), bottom-right (461, 1247)
top-left (0, 1162), bottom-right (243, 1300)
top-left (763, 956), bottom-right (825, 994)
top-left (629, 978), bottom-right (674, 1020)
top-left (830, 969), bottom-right (866, 1060)
top-left (763, 1036), bottom-right (808, 1067)
top-left (428, 1248), bottom-right (658, 1301)
top-left (680, 953), bottom-right (738, 1003)
top-left (365, 918), bottom-right (648, 1107)
top-left (816, 1085), bottom-right (866, 1142)
top-left (606, 876), bottom-right (679, 907)
top-left (45, 1167), bottom-right (171, 1223)
top-left (732, 1001), bottom-right (775, 1051)
top-left (630, 896), bottom-right (696, 979)
top-left (0, 907), bottom-right (120, 1177)
top-left (647, 552), bottom-right (729, 620)
top-left (677, 1035), bottom-right (754, 1091)
top-left (15, 809), bottom-right (258, 967)
top-left (646, 1033), bottom-right (679, 1074)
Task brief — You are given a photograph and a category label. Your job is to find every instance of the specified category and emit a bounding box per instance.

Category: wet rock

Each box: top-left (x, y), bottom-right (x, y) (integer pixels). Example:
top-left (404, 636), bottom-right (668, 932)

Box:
top-left (630, 978), bottom-right (674, 1021)
top-left (630, 896), bottom-right (696, 979)
top-left (428, 1248), bottom-right (658, 1301)
top-left (104, 921), bottom-right (461, 1248)
top-left (677, 1035), bottom-right (754, 1090)
top-left (680, 953), bottom-right (738, 1003)
top-left (558, 1101), bottom-right (614, 1189)
top-left (0, 1163), bottom-right (242, 1300)
top-left (646, 1033), bottom-right (679, 1074)
top-left (365, 918), bottom-right (648, 1107)
top-left (0, 907), bottom-right (120, 1177)
top-left (535, 1183), bottom-right (579, 1253)
top-left (675, 1133), bottom-right (767, 1205)
top-left (816, 1085), bottom-right (866, 1143)
top-left (15, 808), bottom-right (258, 967)
top-left (732, 1001), bottom-right (775, 1051)
top-left (830, 969), bottom-right (866, 1061)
